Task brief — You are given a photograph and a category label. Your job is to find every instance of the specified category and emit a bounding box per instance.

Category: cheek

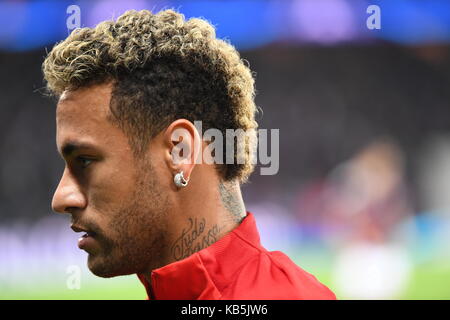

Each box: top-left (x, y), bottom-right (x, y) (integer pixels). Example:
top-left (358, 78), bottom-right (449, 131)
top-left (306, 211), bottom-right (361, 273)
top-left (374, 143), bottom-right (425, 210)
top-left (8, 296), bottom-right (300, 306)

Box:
top-left (86, 164), bottom-right (137, 215)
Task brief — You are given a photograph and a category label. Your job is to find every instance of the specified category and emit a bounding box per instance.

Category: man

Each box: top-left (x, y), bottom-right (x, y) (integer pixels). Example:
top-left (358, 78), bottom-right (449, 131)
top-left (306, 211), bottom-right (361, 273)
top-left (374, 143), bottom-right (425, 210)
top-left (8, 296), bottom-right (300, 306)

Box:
top-left (44, 9), bottom-right (335, 300)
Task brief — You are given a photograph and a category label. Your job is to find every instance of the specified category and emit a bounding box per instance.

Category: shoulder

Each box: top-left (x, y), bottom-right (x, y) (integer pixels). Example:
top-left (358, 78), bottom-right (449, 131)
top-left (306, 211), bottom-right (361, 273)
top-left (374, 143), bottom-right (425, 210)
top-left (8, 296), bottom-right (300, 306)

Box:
top-left (221, 249), bottom-right (336, 300)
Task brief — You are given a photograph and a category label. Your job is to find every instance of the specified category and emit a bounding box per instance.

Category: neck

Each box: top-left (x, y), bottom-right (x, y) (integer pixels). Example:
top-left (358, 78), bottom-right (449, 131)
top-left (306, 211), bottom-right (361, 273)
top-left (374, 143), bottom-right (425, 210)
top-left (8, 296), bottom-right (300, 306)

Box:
top-left (140, 175), bottom-right (246, 284)
top-left (170, 177), bottom-right (246, 260)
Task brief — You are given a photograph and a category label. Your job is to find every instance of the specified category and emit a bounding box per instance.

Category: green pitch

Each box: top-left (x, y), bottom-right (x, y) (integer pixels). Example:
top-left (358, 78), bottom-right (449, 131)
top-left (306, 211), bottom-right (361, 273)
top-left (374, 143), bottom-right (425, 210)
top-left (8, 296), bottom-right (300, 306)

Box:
top-left (2, 259), bottom-right (450, 300)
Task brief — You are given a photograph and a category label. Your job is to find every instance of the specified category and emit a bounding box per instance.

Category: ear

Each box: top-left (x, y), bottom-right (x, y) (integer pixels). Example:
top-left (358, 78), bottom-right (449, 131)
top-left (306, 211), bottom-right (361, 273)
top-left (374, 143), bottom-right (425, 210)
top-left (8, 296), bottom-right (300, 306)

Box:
top-left (162, 119), bottom-right (201, 183)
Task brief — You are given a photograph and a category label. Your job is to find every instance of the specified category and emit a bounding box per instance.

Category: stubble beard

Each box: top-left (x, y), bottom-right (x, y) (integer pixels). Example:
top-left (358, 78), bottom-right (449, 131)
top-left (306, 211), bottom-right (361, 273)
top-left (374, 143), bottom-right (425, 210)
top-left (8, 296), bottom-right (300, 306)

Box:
top-left (88, 160), bottom-right (171, 278)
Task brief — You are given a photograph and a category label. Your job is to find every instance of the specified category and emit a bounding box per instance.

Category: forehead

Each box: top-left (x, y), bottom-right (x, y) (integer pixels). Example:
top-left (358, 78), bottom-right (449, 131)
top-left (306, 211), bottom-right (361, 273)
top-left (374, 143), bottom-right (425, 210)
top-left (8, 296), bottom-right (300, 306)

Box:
top-left (57, 82), bottom-right (111, 125)
top-left (55, 83), bottom-right (129, 153)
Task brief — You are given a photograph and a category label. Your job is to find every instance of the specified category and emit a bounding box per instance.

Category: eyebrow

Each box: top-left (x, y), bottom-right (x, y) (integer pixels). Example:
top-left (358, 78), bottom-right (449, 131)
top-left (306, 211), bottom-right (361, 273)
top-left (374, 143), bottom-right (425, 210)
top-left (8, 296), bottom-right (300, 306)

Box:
top-left (60, 141), bottom-right (98, 157)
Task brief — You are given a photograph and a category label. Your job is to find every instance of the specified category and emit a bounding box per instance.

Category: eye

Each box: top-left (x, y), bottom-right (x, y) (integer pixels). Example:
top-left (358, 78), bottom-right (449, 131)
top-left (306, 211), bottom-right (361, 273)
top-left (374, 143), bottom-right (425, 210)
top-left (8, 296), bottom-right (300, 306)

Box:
top-left (76, 156), bottom-right (94, 169)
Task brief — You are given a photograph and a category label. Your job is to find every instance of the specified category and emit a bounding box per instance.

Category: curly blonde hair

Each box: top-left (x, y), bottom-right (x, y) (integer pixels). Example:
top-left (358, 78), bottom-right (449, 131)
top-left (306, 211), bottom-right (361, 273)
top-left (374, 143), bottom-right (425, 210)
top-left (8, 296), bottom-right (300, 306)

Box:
top-left (43, 9), bottom-right (258, 183)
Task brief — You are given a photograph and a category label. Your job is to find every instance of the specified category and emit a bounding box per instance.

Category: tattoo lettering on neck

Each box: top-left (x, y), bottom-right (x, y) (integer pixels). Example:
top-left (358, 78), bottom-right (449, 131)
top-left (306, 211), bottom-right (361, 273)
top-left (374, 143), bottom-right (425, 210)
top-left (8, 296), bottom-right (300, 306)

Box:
top-left (219, 181), bottom-right (245, 223)
top-left (171, 218), bottom-right (223, 261)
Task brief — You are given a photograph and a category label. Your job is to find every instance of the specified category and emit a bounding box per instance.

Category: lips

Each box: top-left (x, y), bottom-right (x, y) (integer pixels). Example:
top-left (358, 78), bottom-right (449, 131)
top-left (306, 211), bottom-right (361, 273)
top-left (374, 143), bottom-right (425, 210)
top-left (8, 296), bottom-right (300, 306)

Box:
top-left (71, 224), bottom-right (98, 250)
top-left (81, 231), bottom-right (95, 238)
top-left (71, 224), bottom-right (95, 234)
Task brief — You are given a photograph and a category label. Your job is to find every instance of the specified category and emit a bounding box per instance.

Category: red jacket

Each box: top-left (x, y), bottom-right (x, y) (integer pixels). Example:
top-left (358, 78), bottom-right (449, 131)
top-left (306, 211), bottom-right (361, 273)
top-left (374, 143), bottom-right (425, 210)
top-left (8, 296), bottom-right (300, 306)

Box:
top-left (137, 212), bottom-right (336, 300)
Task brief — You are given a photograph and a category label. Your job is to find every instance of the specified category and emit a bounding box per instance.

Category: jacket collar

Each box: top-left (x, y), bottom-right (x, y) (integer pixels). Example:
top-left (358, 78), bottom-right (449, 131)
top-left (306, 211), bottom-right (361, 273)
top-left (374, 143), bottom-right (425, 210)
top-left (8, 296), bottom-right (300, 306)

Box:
top-left (137, 212), bottom-right (261, 300)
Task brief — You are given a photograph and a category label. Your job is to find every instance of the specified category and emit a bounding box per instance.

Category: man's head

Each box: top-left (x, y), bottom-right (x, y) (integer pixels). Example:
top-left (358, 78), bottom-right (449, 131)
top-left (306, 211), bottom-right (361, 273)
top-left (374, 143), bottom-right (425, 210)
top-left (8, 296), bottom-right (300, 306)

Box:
top-left (44, 9), bottom-right (257, 277)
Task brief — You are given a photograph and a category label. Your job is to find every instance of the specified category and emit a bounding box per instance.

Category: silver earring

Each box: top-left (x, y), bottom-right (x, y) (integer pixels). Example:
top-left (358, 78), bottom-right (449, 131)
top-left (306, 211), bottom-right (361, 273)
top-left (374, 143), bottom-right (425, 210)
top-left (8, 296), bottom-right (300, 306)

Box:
top-left (174, 171), bottom-right (189, 188)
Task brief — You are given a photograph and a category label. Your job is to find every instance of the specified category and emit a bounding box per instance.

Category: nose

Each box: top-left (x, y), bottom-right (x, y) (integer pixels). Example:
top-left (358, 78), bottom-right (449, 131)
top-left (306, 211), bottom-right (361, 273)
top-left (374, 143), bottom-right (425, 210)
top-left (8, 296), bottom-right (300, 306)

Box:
top-left (52, 167), bottom-right (87, 214)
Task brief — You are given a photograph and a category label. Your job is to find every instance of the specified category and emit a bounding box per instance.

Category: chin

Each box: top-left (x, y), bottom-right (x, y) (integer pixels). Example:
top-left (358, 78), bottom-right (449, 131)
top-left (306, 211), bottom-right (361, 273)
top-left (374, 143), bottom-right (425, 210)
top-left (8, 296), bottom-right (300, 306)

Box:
top-left (87, 254), bottom-right (129, 278)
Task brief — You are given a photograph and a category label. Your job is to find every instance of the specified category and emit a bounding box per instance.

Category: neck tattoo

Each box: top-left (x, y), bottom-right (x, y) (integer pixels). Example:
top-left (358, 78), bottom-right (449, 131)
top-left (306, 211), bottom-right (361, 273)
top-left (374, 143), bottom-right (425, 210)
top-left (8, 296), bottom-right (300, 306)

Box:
top-left (171, 217), bottom-right (223, 261)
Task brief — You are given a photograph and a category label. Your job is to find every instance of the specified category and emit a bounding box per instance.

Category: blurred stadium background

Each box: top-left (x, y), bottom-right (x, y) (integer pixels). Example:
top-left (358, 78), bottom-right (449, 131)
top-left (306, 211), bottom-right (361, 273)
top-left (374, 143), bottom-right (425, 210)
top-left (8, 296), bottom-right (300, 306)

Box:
top-left (1, 0), bottom-right (450, 299)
